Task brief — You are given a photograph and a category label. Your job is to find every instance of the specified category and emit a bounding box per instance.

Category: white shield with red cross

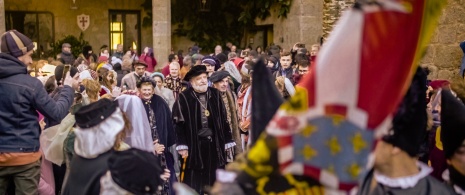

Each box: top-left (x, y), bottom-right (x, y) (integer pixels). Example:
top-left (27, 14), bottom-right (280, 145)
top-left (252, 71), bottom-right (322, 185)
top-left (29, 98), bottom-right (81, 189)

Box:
top-left (77, 14), bottom-right (90, 31)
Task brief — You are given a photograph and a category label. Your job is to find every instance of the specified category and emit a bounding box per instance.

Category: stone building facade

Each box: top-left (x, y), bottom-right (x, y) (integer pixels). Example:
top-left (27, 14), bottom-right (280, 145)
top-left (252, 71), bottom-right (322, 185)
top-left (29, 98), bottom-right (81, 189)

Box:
top-left (420, 0), bottom-right (465, 80)
top-left (0, 0), bottom-right (463, 78)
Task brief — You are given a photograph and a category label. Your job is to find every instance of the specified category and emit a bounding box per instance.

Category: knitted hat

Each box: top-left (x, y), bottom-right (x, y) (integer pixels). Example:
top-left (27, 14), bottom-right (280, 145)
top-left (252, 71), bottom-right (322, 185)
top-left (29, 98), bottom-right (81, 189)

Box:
top-left (0, 30), bottom-right (34, 58)
top-left (201, 56), bottom-right (221, 71)
top-left (62, 43), bottom-right (71, 48)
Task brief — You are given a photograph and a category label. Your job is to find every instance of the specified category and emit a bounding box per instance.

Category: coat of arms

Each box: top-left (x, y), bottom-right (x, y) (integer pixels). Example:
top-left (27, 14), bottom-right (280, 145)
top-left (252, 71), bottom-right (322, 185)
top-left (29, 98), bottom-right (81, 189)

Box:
top-left (77, 14), bottom-right (90, 31)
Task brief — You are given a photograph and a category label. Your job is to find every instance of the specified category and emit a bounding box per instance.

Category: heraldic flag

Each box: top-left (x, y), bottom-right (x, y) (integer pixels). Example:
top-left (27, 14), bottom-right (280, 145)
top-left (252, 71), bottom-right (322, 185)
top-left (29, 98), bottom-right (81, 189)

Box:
top-left (239, 0), bottom-right (446, 192)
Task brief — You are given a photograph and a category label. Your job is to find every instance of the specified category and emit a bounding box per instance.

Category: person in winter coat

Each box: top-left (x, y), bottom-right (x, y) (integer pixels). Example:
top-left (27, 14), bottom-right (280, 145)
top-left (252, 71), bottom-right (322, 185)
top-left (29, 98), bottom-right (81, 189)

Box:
top-left (59, 43), bottom-right (75, 65)
top-left (0, 30), bottom-right (78, 195)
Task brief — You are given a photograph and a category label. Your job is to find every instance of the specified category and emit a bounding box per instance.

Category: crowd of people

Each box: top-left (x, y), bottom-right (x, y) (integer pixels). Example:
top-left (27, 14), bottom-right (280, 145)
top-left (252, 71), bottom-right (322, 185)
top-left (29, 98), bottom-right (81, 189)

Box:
top-left (0, 24), bottom-right (465, 195)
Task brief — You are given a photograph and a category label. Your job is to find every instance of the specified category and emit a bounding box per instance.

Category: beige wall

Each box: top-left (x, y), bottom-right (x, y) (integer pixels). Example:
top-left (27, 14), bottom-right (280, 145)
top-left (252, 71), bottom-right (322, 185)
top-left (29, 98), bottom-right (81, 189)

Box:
top-left (421, 0), bottom-right (465, 80)
top-left (255, 0), bottom-right (323, 51)
top-left (5, 0), bottom-right (152, 56)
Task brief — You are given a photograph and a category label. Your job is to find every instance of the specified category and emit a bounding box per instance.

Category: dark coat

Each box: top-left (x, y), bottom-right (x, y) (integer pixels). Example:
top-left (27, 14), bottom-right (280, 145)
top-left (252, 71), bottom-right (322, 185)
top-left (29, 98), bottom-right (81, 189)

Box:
top-left (60, 52), bottom-right (75, 65)
top-left (273, 67), bottom-right (294, 84)
top-left (0, 53), bottom-right (74, 152)
top-left (142, 94), bottom-right (176, 147)
top-left (173, 87), bottom-right (234, 170)
top-left (62, 150), bottom-right (114, 195)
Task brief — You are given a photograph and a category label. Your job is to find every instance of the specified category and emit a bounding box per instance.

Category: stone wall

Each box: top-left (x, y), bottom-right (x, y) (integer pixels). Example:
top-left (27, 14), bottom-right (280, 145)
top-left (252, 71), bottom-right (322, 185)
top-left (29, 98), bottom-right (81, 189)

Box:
top-left (255, 0), bottom-right (324, 51)
top-left (4, 0), bottom-right (152, 56)
top-left (420, 0), bottom-right (465, 80)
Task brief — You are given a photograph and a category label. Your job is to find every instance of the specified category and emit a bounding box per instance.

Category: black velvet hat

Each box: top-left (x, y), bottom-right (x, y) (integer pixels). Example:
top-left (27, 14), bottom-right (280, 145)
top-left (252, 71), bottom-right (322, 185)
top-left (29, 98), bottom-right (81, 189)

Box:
top-left (183, 65), bottom-right (207, 81)
top-left (441, 89), bottom-right (465, 159)
top-left (382, 67), bottom-right (428, 157)
top-left (75, 98), bottom-right (118, 128)
top-left (136, 76), bottom-right (156, 89)
top-left (210, 71), bottom-right (230, 83)
top-left (108, 148), bottom-right (164, 194)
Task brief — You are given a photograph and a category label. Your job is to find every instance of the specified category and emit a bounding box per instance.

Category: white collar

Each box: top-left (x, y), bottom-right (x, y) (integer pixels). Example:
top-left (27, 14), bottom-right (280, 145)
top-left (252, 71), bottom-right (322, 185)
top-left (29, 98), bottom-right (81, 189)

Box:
top-left (74, 108), bottom-right (124, 158)
top-left (374, 162), bottom-right (432, 189)
top-left (442, 169), bottom-right (465, 195)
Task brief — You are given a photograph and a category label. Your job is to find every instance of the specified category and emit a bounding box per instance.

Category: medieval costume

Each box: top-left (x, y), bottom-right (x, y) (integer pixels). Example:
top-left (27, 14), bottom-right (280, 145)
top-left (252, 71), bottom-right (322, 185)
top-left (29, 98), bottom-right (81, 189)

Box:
top-left (173, 66), bottom-right (235, 194)
top-left (100, 148), bottom-right (164, 195)
top-left (165, 74), bottom-right (188, 100)
top-left (139, 77), bottom-right (177, 194)
top-left (237, 80), bottom-right (252, 151)
top-left (151, 72), bottom-right (176, 110)
top-left (121, 63), bottom-right (151, 90)
top-left (62, 99), bottom-right (123, 195)
top-left (358, 69), bottom-right (453, 195)
top-left (440, 89), bottom-right (465, 195)
top-left (210, 71), bottom-right (243, 156)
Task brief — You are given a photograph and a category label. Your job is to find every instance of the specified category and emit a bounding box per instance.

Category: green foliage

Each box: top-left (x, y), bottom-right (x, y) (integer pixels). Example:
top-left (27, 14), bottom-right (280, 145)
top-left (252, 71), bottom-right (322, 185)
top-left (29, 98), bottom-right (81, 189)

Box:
top-left (141, 0), bottom-right (292, 52)
top-left (49, 32), bottom-right (89, 59)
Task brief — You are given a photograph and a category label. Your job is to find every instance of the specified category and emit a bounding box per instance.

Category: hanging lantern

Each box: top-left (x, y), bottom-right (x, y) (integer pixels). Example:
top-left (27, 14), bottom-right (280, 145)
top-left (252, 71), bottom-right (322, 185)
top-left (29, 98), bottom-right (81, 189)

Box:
top-left (198, 0), bottom-right (212, 12)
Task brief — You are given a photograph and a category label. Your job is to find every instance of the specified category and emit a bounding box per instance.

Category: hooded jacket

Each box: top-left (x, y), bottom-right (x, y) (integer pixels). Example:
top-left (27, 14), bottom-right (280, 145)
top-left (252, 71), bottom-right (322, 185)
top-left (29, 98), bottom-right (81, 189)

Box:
top-left (0, 53), bottom-right (74, 152)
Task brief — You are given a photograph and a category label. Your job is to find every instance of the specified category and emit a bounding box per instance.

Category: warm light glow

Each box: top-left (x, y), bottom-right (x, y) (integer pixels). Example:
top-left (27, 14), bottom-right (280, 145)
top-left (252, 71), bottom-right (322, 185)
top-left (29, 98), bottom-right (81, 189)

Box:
top-left (111, 22), bottom-right (122, 31)
top-left (132, 41), bottom-right (137, 50)
top-left (111, 33), bottom-right (123, 50)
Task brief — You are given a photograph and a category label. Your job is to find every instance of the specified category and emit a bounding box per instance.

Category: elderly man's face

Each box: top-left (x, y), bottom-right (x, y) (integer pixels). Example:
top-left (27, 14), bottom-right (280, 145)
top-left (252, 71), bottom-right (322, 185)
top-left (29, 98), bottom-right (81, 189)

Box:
top-left (213, 77), bottom-right (229, 92)
top-left (191, 73), bottom-right (208, 93)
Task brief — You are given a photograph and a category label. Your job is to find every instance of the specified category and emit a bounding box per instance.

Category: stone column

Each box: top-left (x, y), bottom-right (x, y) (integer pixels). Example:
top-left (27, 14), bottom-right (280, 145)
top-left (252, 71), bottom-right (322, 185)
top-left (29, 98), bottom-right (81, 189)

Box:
top-left (0, 0), bottom-right (5, 35)
top-left (152, 0), bottom-right (171, 70)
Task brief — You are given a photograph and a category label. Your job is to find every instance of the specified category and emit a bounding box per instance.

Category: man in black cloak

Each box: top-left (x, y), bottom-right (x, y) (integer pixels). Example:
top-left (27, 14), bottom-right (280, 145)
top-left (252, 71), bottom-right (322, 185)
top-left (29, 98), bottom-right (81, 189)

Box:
top-left (173, 65), bottom-right (235, 194)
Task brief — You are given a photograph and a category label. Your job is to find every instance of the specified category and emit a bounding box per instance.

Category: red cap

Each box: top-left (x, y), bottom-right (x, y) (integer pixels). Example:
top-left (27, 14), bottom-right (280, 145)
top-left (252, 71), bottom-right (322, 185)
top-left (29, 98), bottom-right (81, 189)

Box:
top-left (98, 56), bottom-right (108, 63)
top-left (429, 80), bottom-right (450, 90)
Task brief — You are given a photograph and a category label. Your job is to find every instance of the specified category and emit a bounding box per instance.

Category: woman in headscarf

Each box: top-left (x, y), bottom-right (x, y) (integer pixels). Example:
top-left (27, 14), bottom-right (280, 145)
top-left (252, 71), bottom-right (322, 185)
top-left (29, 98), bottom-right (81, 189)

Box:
top-left (150, 72), bottom-right (175, 111)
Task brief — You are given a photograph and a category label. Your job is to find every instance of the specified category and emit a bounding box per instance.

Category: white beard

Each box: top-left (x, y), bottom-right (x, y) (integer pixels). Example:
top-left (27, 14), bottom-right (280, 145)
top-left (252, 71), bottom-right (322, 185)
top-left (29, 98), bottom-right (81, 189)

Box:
top-left (192, 83), bottom-right (208, 93)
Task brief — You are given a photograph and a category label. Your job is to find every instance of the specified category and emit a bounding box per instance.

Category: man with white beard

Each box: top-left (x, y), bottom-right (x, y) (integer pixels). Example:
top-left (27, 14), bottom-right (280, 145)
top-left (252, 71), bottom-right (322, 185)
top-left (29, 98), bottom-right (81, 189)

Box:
top-left (172, 65), bottom-right (235, 194)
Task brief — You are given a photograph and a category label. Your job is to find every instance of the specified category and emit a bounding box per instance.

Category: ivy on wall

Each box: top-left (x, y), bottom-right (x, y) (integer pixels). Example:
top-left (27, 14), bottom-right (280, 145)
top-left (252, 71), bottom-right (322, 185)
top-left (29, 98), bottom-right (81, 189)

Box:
top-left (49, 32), bottom-right (89, 58)
top-left (141, 0), bottom-right (292, 52)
